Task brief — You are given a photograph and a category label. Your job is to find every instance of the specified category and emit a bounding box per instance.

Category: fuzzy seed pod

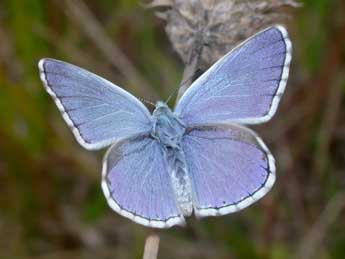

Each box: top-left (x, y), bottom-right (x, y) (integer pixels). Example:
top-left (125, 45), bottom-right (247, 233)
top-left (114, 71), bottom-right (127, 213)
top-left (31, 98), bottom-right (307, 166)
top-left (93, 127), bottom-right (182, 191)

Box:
top-left (149, 0), bottom-right (300, 70)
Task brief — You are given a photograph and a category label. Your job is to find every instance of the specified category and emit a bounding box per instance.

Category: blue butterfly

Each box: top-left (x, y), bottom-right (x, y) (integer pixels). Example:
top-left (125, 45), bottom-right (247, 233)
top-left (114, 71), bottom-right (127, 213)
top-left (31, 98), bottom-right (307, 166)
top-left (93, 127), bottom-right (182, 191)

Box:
top-left (39, 25), bottom-right (292, 228)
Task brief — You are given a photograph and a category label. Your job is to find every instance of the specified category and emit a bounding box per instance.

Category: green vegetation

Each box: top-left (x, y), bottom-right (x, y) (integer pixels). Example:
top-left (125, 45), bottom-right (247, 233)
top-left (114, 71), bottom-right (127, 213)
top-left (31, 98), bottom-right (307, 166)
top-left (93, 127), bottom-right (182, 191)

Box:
top-left (0, 0), bottom-right (344, 258)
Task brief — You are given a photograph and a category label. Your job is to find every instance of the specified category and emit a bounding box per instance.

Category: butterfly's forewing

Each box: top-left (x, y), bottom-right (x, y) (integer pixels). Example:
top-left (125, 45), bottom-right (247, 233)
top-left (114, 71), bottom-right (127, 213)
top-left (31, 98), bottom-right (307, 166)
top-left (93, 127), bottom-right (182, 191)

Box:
top-left (102, 135), bottom-right (185, 228)
top-left (175, 26), bottom-right (292, 126)
top-left (182, 124), bottom-right (275, 217)
top-left (39, 58), bottom-right (152, 150)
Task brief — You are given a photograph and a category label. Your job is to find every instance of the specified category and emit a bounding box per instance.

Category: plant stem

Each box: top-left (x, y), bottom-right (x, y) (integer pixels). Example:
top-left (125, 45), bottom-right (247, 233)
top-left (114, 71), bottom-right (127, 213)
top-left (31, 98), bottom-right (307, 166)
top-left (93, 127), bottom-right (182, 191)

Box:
top-left (143, 230), bottom-right (160, 259)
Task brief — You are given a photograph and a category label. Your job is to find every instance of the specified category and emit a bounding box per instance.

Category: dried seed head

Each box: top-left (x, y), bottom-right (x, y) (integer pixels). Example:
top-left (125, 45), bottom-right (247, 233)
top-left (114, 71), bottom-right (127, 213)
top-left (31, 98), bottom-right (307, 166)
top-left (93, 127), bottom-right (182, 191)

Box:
top-left (149, 0), bottom-right (300, 70)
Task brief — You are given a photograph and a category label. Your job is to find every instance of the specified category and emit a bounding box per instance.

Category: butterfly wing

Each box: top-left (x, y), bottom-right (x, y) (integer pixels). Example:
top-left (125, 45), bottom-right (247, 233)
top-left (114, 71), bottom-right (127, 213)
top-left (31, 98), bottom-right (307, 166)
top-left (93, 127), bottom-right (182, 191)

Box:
top-left (182, 124), bottom-right (275, 217)
top-left (39, 58), bottom-right (152, 150)
top-left (102, 135), bottom-right (185, 228)
top-left (175, 25), bottom-right (292, 126)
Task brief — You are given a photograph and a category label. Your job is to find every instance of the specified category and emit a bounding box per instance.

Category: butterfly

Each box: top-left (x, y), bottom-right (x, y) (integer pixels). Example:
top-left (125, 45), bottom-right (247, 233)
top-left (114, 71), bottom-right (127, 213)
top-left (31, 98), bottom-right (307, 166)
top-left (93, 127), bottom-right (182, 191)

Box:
top-left (38, 25), bottom-right (292, 228)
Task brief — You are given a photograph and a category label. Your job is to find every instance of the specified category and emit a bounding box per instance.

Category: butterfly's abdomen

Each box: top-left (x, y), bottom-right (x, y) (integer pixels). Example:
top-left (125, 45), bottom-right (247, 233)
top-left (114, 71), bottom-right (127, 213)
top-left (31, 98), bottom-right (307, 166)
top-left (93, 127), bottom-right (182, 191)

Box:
top-left (151, 102), bottom-right (193, 216)
top-left (166, 148), bottom-right (193, 216)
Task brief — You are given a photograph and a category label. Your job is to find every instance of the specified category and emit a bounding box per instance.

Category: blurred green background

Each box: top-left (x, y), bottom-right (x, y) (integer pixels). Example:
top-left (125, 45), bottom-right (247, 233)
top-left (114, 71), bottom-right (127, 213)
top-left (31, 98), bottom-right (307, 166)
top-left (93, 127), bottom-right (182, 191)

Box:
top-left (0, 0), bottom-right (344, 258)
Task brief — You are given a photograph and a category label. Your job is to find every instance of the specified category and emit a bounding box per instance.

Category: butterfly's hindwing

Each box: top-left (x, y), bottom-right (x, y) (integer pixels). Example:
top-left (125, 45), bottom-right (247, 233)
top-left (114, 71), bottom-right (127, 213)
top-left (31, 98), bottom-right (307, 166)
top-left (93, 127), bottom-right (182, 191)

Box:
top-left (182, 124), bottom-right (275, 217)
top-left (102, 135), bottom-right (185, 228)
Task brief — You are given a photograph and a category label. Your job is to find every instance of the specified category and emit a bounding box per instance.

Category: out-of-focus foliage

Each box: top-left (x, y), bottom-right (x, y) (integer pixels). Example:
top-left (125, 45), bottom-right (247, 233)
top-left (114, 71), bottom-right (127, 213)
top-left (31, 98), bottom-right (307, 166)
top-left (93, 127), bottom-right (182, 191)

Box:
top-left (0, 0), bottom-right (344, 258)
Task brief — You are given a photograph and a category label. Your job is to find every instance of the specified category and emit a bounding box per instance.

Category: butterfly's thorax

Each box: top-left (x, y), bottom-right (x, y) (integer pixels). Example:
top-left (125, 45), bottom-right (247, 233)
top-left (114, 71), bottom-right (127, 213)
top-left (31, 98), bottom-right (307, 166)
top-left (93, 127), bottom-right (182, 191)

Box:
top-left (151, 102), bottom-right (193, 216)
top-left (151, 101), bottom-right (185, 147)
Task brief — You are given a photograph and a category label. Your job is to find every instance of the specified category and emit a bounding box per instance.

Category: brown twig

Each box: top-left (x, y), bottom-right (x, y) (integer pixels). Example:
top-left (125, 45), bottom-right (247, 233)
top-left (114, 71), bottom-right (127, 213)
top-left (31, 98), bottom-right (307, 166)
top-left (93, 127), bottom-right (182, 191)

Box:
top-left (176, 47), bottom-right (203, 102)
top-left (61, 0), bottom-right (157, 99)
top-left (0, 25), bottom-right (23, 82)
top-left (313, 72), bottom-right (344, 176)
top-left (295, 191), bottom-right (345, 259)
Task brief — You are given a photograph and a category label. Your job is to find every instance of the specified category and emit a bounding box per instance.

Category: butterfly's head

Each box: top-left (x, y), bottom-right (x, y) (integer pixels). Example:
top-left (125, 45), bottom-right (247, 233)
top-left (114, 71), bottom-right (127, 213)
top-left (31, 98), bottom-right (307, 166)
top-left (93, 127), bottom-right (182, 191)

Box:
top-left (153, 101), bottom-right (169, 112)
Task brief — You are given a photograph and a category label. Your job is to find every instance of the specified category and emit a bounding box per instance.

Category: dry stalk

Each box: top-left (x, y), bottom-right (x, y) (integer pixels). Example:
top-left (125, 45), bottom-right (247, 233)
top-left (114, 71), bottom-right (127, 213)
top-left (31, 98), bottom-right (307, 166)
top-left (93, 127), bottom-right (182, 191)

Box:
top-left (143, 1), bottom-right (298, 258)
top-left (143, 230), bottom-right (161, 259)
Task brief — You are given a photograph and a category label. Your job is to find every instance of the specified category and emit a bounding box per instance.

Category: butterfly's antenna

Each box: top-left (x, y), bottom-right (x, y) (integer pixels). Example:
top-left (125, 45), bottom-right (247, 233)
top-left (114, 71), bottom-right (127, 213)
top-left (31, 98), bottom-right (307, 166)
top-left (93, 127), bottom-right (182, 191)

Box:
top-left (139, 97), bottom-right (156, 108)
top-left (165, 73), bottom-right (197, 104)
top-left (165, 85), bottom-right (180, 104)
